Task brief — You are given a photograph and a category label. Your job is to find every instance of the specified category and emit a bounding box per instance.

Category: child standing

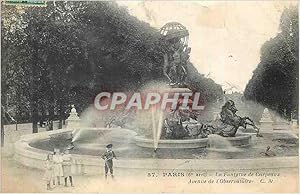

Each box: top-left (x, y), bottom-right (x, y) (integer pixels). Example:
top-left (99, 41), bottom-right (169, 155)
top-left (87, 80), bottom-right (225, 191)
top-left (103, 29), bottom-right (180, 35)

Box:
top-left (62, 149), bottom-right (74, 187)
top-left (53, 148), bottom-right (64, 185)
top-left (101, 144), bottom-right (117, 179)
top-left (44, 153), bottom-right (54, 190)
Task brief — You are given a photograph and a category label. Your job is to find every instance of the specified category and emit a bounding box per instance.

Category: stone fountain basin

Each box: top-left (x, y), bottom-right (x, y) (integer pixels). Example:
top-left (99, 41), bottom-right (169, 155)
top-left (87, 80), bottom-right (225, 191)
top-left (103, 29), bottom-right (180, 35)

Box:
top-left (48, 127), bottom-right (113, 139)
top-left (134, 134), bottom-right (251, 149)
top-left (134, 136), bottom-right (208, 149)
top-left (223, 134), bottom-right (252, 147)
top-left (46, 128), bottom-right (115, 149)
top-left (13, 128), bottom-right (298, 175)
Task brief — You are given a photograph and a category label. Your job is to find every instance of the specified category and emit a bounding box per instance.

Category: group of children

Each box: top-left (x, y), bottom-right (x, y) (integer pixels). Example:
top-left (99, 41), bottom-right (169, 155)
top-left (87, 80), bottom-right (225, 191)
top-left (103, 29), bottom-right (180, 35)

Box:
top-left (44, 148), bottom-right (74, 190)
top-left (44, 144), bottom-right (117, 190)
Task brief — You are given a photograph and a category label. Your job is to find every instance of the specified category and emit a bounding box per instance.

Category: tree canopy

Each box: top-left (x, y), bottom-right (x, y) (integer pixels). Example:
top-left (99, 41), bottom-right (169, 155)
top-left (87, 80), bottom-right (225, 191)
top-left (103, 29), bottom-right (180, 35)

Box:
top-left (1, 1), bottom-right (222, 133)
top-left (244, 6), bottom-right (298, 119)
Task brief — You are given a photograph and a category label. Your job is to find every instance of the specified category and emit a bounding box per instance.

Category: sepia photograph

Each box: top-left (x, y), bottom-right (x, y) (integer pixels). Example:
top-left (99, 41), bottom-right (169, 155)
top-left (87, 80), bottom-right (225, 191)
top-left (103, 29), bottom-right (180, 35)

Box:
top-left (1, 0), bottom-right (299, 193)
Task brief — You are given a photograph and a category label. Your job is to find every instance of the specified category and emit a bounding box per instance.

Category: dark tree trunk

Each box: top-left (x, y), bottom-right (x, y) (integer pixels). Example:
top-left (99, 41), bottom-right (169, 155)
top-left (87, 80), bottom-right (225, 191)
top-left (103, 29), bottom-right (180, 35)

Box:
top-left (31, 42), bottom-right (40, 134)
top-left (39, 107), bottom-right (45, 127)
top-left (31, 71), bottom-right (39, 133)
top-left (58, 100), bottom-right (64, 129)
top-left (58, 120), bottom-right (62, 129)
top-left (49, 106), bottom-right (54, 130)
top-left (32, 107), bottom-right (39, 133)
top-left (31, 84), bottom-right (39, 133)
top-left (1, 107), bottom-right (5, 147)
top-left (48, 103), bottom-right (54, 131)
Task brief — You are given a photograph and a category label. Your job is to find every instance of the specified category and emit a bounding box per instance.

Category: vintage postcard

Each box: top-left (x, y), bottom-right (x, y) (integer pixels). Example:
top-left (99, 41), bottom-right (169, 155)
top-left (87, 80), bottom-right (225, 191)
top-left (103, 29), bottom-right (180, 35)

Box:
top-left (1, 1), bottom-right (299, 193)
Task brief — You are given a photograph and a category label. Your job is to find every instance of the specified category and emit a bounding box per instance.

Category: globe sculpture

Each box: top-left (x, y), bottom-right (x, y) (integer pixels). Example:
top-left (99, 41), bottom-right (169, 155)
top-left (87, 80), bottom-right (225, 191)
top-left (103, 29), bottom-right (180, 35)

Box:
top-left (160, 22), bottom-right (189, 47)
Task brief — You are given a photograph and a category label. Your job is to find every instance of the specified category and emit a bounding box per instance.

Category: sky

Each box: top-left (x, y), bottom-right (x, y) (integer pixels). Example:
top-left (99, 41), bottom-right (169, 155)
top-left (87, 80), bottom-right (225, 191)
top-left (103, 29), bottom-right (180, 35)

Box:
top-left (117, 1), bottom-right (297, 92)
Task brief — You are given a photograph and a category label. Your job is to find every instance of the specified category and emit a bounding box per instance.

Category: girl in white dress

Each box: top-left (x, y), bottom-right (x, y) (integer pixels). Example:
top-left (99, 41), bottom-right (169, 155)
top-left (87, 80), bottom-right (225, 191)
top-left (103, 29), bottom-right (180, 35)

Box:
top-left (43, 153), bottom-right (54, 190)
top-left (53, 149), bottom-right (64, 185)
top-left (62, 149), bottom-right (74, 187)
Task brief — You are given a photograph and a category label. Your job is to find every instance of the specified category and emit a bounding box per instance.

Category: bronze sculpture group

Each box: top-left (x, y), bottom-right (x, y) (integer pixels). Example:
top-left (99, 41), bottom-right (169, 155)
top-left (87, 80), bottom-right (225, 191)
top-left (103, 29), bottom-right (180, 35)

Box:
top-left (161, 100), bottom-right (260, 140)
top-left (160, 22), bottom-right (260, 139)
top-left (161, 22), bottom-right (190, 87)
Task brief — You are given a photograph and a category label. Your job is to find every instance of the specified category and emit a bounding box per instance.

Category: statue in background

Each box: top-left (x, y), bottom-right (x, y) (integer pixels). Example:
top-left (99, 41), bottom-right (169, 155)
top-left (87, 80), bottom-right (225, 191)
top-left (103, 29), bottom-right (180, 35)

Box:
top-left (160, 22), bottom-right (191, 87)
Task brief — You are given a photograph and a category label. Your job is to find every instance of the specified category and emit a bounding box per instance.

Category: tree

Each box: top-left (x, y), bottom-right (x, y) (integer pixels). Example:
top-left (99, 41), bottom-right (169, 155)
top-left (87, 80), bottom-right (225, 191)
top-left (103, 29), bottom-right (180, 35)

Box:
top-left (1, 5), bottom-right (31, 140)
top-left (1, 1), bottom-right (223, 135)
top-left (244, 6), bottom-right (298, 119)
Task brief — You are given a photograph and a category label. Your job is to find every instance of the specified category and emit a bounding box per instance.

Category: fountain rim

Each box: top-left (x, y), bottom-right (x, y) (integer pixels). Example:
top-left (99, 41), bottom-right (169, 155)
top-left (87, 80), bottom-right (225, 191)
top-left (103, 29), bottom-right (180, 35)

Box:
top-left (13, 128), bottom-right (298, 174)
top-left (134, 135), bottom-right (209, 143)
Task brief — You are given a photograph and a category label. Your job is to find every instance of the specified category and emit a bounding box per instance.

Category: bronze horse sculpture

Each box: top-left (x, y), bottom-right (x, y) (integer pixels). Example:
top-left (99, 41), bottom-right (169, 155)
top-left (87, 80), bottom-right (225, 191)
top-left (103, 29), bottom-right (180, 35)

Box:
top-left (162, 100), bottom-right (261, 139)
top-left (203, 100), bottom-right (261, 137)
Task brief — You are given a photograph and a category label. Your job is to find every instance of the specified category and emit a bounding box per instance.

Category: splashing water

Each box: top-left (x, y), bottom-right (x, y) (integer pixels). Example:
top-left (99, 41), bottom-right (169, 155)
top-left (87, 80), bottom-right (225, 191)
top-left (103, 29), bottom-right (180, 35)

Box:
top-left (71, 129), bottom-right (81, 143)
top-left (71, 128), bottom-right (108, 143)
top-left (151, 106), bottom-right (165, 150)
top-left (155, 109), bottom-right (164, 150)
top-left (156, 109), bottom-right (164, 146)
top-left (151, 107), bottom-right (157, 149)
top-left (208, 134), bottom-right (241, 152)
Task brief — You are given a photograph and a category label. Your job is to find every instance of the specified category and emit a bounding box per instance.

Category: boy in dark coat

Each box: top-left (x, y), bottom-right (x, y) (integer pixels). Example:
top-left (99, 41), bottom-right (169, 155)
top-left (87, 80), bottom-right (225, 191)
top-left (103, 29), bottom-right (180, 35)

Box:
top-left (101, 144), bottom-right (117, 179)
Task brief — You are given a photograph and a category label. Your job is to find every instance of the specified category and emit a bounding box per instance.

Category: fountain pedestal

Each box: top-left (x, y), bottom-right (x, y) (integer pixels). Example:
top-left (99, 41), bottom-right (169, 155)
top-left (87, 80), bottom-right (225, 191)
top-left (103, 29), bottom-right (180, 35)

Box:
top-left (134, 134), bottom-right (251, 149)
top-left (66, 105), bottom-right (81, 129)
top-left (259, 108), bottom-right (273, 131)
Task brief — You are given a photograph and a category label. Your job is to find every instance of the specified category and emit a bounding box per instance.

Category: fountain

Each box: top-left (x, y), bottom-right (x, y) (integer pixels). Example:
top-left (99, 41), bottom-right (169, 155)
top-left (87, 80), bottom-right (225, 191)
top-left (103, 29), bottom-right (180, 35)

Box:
top-left (134, 91), bottom-right (209, 149)
top-left (134, 23), bottom-right (207, 149)
top-left (12, 22), bottom-right (298, 176)
top-left (134, 23), bottom-right (255, 150)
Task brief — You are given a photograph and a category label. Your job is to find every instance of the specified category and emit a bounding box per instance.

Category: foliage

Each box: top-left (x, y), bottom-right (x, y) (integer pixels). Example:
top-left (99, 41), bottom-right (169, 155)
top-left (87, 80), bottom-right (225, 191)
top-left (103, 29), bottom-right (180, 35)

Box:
top-left (1, 1), bottom-right (222, 133)
top-left (244, 6), bottom-right (298, 119)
